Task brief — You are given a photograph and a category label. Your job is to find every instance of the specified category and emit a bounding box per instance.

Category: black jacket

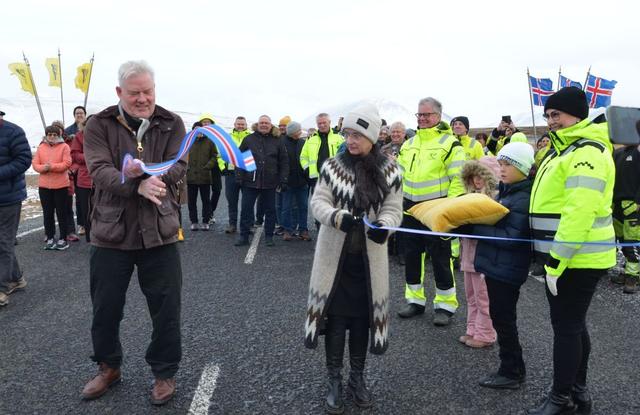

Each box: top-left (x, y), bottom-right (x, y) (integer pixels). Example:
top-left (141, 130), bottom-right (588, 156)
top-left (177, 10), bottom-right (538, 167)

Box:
top-left (470, 178), bottom-right (533, 287)
top-left (0, 120), bottom-right (32, 206)
top-left (613, 145), bottom-right (640, 204)
top-left (236, 130), bottom-right (289, 189)
top-left (283, 135), bottom-right (307, 188)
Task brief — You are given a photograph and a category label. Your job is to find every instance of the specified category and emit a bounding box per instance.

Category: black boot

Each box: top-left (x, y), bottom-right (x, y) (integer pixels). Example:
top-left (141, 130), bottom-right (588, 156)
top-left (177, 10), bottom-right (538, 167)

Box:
top-left (527, 392), bottom-right (577, 415)
top-left (346, 316), bottom-right (373, 408)
top-left (324, 317), bottom-right (346, 414)
top-left (326, 368), bottom-right (344, 414)
top-left (571, 384), bottom-right (592, 415)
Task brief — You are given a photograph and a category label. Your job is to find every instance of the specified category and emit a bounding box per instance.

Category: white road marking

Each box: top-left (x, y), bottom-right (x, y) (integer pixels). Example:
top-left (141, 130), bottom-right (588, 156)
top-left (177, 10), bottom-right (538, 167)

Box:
top-left (188, 363), bottom-right (221, 415)
top-left (244, 226), bottom-right (263, 264)
top-left (16, 226), bottom-right (45, 239)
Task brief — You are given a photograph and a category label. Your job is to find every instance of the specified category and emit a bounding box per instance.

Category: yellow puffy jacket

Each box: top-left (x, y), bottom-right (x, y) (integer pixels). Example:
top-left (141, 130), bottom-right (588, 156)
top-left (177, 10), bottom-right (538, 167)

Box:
top-left (530, 118), bottom-right (616, 277)
top-left (456, 134), bottom-right (484, 160)
top-left (398, 122), bottom-right (466, 203)
top-left (299, 131), bottom-right (344, 179)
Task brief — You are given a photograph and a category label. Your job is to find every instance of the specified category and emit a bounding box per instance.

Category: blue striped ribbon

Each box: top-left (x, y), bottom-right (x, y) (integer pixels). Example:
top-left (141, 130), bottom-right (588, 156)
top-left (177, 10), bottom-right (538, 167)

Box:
top-left (121, 125), bottom-right (255, 183)
top-left (363, 216), bottom-right (640, 247)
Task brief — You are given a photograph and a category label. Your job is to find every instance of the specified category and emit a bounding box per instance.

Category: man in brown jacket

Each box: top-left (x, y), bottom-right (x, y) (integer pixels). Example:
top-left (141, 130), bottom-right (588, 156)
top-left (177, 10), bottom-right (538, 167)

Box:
top-left (82, 60), bottom-right (186, 405)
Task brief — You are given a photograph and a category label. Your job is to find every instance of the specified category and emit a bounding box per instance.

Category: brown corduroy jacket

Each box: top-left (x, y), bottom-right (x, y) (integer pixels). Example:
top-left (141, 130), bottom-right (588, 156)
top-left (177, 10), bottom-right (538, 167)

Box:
top-left (84, 104), bottom-right (186, 250)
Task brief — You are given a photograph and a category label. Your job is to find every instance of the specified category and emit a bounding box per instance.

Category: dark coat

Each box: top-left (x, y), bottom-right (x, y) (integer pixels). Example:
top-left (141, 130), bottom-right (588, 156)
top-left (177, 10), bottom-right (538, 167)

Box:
top-left (283, 135), bottom-right (307, 188)
top-left (471, 178), bottom-right (533, 286)
top-left (84, 104), bottom-right (186, 250)
top-left (236, 129), bottom-right (288, 189)
top-left (0, 120), bottom-right (32, 206)
top-left (186, 135), bottom-right (217, 184)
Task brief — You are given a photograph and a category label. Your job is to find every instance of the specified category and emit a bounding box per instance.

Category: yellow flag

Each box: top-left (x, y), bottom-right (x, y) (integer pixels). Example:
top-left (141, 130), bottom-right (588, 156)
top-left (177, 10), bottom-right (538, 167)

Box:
top-left (75, 62), bottom-right (92, 93)
top-left (45, 57), bottom-right (61, 87)
top-left (8, 62), bottom-right (35, 95)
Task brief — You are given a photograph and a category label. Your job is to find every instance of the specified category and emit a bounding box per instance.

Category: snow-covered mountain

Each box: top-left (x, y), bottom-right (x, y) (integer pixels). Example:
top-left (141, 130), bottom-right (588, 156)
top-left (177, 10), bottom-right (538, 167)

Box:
top-left (301, 98), bottom-right (453, 130)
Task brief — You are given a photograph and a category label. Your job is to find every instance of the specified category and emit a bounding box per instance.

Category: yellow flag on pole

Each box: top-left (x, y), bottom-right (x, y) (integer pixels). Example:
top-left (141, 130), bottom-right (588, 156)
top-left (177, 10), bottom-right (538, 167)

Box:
top-left (45, 57), bottom-right (61, 87)
top-left (8, 62), bottom-right (36, 95)
top-left (75, 63), bottom-right (92, 93)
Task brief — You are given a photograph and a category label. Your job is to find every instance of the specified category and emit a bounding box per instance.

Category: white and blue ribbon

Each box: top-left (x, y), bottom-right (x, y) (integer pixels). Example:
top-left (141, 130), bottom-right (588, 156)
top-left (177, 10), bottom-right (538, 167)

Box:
top-left (121, 125), bottom-right (255, 183)
top-left (363, 216), bottom-right (640, 248)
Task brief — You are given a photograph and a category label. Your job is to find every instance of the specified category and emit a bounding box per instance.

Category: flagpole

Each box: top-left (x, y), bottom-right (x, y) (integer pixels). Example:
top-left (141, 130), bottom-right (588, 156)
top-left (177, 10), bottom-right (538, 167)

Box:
top-left (83, 53), bottom-right (94, 109)
top-left (582, 65), bottom-right (591, 92)
top-left (557, 66), bottom-right (562, 91)
top-left (58, 48), bottom-right (65, 126)
top-left (526, 67), bottom-right (537, 139)
top-left (23, 52), bottom-right (46, 130)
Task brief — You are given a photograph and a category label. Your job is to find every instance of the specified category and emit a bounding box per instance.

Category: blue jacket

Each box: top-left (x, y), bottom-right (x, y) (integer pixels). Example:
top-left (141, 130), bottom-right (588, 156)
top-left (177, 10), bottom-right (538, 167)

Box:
top-left (471, 178), bottom-right (533, 287)
top-left (0, 120), bottom-right (32, 206)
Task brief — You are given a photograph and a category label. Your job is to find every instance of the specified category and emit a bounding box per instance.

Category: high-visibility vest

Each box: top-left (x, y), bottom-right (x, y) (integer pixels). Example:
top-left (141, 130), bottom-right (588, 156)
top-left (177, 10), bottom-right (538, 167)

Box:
top-left (398, 124), bottom-right (466, 202)
top-left (530, 118), bottom-right (616, 276)
top-left (299, 131), bottom-right (344, 179)
top-left (457, 134), bottom-right (484, 160)
top-left (219, 129), bottom-right (252, 171)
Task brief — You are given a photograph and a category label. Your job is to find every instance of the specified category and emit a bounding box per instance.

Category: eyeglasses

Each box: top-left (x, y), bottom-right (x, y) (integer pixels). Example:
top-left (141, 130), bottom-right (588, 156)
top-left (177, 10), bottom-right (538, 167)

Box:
top-left (343, 129), bottom-right (366, 140)
top-left (543, 111), bottom-right (562, 120)
top-left (415, 112), bottom-right (437, 118)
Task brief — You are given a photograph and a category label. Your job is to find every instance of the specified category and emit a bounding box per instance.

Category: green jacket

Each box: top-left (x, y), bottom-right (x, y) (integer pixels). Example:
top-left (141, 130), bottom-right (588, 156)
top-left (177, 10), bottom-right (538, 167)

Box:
top-left (456, 134), bottom-right (484, 160)
top-left (299, 131), bottom-right (344, 179)
top-left (398, 121), bottom-right (466, 203)
top-left (530, 118), bottom-right (616, 277)
top-left (187, 136), bottom-right (218, 184)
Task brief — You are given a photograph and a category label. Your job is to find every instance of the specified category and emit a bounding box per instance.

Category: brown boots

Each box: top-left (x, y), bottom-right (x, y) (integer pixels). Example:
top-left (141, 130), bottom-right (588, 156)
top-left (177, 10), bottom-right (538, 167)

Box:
top-left (81, 363), bottom-right (176, 405)
top-left (81, 363), bottom-right (122, 400)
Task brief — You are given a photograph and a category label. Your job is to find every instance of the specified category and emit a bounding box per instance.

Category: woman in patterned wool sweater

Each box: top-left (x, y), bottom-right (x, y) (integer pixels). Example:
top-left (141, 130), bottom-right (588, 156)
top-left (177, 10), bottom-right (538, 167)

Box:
top-left (304, 103), bottom-right (403, 414)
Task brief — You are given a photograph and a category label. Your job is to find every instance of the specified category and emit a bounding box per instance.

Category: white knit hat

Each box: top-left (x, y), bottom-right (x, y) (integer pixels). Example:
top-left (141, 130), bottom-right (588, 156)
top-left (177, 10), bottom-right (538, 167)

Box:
top-left (341, 103), bottom-right (381, 145)
top-left (497, 142), bottom-right (535, 176)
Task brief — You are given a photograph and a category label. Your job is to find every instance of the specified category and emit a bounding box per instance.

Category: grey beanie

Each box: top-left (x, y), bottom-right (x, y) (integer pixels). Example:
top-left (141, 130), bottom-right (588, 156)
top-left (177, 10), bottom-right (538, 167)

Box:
top-left (286, 121), bottom-right (302, 136)
top-left (341, 103), bottom-right (382, 144)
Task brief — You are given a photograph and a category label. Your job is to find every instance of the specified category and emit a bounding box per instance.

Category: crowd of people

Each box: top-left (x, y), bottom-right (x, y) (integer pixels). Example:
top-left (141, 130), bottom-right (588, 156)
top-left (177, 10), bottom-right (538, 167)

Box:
top-left (0, 59), bottom-right (637, 415)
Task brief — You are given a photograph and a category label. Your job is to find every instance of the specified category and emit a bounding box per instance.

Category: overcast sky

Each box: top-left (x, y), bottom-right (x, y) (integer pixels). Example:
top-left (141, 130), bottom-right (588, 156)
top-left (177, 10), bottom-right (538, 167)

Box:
top-left (2, 0), bottom-right (638, 128)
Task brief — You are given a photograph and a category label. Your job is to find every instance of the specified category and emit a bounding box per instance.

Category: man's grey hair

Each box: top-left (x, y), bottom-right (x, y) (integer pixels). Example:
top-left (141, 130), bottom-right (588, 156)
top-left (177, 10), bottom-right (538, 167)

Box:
top-left (316, 112), bottom-right (330, 120)
top-left (418, 97), bottom-right (442, 115)
top-left (390, 121), bottom-right (406, 131)
top-left (118, 60), bottom-right (155, 87)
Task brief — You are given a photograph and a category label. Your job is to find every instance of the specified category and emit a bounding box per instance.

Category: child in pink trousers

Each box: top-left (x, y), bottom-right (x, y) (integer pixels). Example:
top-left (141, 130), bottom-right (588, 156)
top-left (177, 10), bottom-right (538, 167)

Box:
top-left (459, 157), bottom-right (500, 348)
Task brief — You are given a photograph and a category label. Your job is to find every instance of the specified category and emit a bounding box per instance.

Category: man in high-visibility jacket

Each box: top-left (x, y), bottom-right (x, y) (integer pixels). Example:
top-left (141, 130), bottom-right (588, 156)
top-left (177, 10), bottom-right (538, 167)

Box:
top-left (527, 87), bottom-right (616, 414)
top-left (222, 116), bottom-right (252, 234)
top-left (299, 113), bottom-right (344, 189)
top-left (397, 97), bottom-right (466, 326)
top-left (451, 116), bottom-right (483, 160)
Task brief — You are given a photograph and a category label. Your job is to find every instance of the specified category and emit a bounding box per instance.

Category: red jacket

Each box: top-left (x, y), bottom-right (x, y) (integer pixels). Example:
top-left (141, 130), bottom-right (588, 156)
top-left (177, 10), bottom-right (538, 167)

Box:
top-left (71, 131), bottom-right (93, 188)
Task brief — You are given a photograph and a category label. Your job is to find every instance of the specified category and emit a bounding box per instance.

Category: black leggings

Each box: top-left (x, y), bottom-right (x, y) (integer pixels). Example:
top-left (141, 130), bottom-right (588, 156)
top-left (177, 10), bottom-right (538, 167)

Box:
top-left (546, 268), bottom-right (602, 394)
top-left (324, 315), bottom-right (369, 372)
top-left (39, 188), bottom-right (68, 240)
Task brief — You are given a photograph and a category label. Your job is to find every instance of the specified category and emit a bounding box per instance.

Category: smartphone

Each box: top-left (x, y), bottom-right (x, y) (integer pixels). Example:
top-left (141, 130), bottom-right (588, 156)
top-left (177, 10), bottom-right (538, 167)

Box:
top-left (501, 115), bottom-right (512, 124)
top-left (606, 106), bottom-right (640, 145)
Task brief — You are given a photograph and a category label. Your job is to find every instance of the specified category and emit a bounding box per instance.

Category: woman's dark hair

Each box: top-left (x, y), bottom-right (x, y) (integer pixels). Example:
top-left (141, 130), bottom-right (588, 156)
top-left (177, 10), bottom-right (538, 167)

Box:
top-left (73, 105), bottom-right (87, 116)
top-left (45, 125), bottom-right (60, 135)
top-left (192, 121), bottom-right (203, 130)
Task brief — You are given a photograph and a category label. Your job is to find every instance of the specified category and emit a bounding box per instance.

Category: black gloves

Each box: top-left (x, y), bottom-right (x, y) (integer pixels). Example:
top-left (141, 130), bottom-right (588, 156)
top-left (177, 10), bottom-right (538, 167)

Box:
top-left (366, 221), bottom-right (388, 244)
top-left (339, 213), bottom-right (361, 233)
top-left (278, 182), bottom-right (289, 193)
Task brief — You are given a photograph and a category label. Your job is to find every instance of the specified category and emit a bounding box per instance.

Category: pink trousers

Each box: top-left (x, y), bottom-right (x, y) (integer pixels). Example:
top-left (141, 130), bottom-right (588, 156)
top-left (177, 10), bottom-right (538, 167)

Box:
top-left (464, 271), bottom-right (496, 343)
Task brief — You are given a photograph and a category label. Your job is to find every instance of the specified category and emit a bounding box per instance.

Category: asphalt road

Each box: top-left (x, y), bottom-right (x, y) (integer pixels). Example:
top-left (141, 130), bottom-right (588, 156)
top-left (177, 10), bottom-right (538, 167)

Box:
top-left (1, 196), bottom-right (639, 415)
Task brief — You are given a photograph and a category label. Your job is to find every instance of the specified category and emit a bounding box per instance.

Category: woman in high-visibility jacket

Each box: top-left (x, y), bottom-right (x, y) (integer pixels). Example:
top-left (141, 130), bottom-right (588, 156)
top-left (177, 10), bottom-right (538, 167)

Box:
top-left (527, 87), bottom-right (616, 415)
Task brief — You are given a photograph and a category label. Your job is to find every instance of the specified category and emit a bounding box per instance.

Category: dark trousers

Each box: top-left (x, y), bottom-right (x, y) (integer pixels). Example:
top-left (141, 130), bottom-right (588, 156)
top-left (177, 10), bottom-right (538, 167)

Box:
top-left (66, 194), bottom-right (76, 233)
top-left (76, 187), bottom-right (91, 227)
top-left (224, 174), bottom-right (240, 227)
top-left (0, 203), bottom-right (22, 294)
top-left (275, 191), bottom-right (283, 226)
top-left (324, 315), bottom-right (369, 372)
top-left (210, 170), bottom-right (222, 215)
top-left (39, 187), bottom-right (68, 240)
top-left (240, 187), bottom-right (276, 238)
top-left (187, 183), bottom-right (212, 224)
top-left (89, 244), bottom-right (182, 378)
top-left (546, 268), bottom-right (602, 395)
top-left (403, 214), bottom-right (454, 290)
top-left (256, 194), bottom-right (264, 224)
top-left (281, 185), bottom-right (309, 233)
top-left (485, 277), bottom-right (526, 379)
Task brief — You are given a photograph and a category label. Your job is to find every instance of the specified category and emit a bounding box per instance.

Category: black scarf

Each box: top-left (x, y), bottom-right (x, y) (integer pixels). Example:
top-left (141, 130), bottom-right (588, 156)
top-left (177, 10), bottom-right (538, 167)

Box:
top-left (342, 148), bottom-right (390, 215)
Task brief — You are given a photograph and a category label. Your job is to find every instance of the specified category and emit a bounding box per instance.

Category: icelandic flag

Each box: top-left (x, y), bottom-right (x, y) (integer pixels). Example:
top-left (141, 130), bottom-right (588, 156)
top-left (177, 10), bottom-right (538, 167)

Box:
top-left (529, 76), bottom-right (554, 106)
top-left (585, 74), bottom-right (617, 108)
top-left (559, 75), bottom-right (582, 90)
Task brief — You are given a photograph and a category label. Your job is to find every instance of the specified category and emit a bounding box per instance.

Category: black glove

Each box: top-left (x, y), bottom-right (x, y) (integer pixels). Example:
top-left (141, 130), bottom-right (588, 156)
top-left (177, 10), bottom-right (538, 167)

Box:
top-left (367, 221), bottom-right (388, 244)
top-left (454, 224), bottom-right (474, 235)
top-left (339, 213), bottom-right (361, 233)
top-left (279, 182), bottom-right (289, 193)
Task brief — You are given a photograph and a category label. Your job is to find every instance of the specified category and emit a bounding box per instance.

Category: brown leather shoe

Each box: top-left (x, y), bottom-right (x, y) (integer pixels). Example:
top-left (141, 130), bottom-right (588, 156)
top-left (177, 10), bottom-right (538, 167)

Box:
top-left (282, 231), bottom-right (294, 241)
top-left (150, 378), bottom-right (176, 405)
top-left (81, 363), bottom-right (122, 400)
top-left (298, 230), bottom-right (312, 241)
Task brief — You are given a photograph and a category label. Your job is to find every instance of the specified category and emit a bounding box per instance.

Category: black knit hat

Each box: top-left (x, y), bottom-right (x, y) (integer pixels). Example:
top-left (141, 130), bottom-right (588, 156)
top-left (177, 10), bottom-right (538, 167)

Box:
top-left (544, 87), bottom-right (589, 120)
top-left (451, 116), bottom-right (470, 132)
